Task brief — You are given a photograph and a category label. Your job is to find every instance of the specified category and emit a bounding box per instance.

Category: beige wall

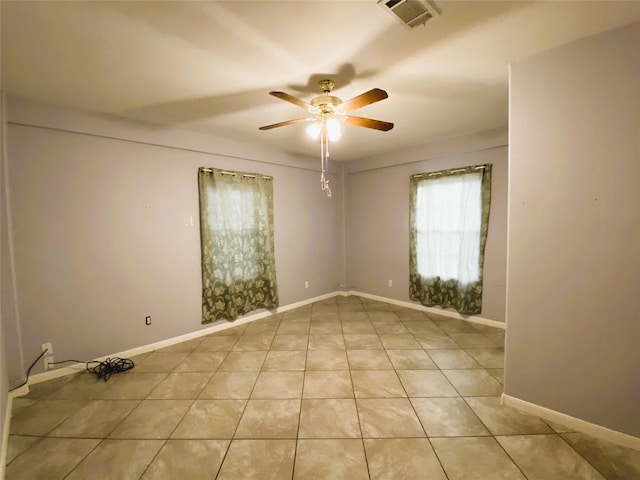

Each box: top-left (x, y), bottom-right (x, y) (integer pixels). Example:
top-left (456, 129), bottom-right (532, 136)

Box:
top-left (6, 98), bottom-right (344, 376)
top-left (506, 21), bottom-right (640, 436)
top-left (345, 129), bottom-right (508, 322)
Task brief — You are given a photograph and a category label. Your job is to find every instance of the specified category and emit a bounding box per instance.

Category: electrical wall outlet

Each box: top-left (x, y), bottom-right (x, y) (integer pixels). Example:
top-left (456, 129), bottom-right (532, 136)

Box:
top-left (41, 342), bottom-right (53, 369)
top-left (388, 280), bottom-right (393, 287)
top-left (44, 356), bottom-right (54, 370)
top-left (304, 281), bottom-right (309, 289)
top-left (41, 342), bottom-right (53, 355)
top-left (145, 316), bottom-right (152, 325)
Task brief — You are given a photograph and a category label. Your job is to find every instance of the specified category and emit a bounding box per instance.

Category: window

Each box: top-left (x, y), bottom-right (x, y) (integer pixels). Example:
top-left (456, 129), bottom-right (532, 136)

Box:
top-left (409, 165), bottom-right (491, 314)
top-left (198, 168), bottom-right (278, 323)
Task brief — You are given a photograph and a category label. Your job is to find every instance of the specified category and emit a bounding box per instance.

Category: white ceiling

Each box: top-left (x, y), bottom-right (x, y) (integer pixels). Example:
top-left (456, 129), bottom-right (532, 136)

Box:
top-left (2, 1), bottom-right (639, 161)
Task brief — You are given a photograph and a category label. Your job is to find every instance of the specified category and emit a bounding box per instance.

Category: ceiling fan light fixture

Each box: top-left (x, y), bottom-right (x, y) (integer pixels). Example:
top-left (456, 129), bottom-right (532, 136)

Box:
top-left (326, 118), bottom-right (342, 141)
top-left (306, 122), bottom-right (322, 139)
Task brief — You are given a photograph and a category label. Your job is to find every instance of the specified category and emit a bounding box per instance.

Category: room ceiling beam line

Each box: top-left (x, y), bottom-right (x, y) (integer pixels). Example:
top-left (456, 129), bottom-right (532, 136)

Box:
top-left (7, 121), bottom-right (329, 175)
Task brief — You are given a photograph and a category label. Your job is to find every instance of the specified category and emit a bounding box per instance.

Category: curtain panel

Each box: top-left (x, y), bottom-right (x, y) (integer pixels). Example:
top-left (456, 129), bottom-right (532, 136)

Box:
top-left (409, 164), bottom-right (492, 315)
top-left (198, 168), bottom-right (278, 323)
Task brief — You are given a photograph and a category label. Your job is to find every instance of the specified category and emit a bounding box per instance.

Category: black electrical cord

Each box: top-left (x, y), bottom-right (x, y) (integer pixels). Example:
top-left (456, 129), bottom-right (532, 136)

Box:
top-left (8, 349), bottom-right (48, 392)
top-left (8, 350), bottom-right (135, 393)
top-left (51, 357), bottom-right (135, 382)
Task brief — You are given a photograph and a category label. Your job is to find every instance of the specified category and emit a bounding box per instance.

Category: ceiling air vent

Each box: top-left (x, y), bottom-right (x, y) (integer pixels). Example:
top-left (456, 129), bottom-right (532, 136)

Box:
top-left (378, 0), bottom-right (441, 29)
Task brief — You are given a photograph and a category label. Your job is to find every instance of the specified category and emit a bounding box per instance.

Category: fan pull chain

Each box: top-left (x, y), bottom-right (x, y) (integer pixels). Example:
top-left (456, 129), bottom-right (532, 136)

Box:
top-left (320, 129), bottom-right (332, 197)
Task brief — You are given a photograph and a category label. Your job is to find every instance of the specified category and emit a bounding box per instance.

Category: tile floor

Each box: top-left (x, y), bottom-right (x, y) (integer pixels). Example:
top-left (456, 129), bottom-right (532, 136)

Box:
top-left (6, 296), bottom-right (640, 479)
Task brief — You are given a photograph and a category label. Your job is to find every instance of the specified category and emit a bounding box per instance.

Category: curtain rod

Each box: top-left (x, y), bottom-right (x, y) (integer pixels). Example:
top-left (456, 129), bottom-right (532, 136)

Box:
top-left (413, 165), bottom-right (486, 178)
top-left (200, 168), bottom-right (272, 179)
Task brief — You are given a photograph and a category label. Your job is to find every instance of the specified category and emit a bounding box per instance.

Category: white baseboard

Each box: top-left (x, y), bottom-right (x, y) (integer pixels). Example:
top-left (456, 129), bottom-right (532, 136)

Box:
top-left (502, 393), bottom-right (640, 451)
top-left (1, 393), bottom-right (14, 478)
top-left (24, 289), bottom-right (503, 387)
top-left (349, 290), bottom-right (506, 330)
top-left (26, 291), bottom-right (343, 386)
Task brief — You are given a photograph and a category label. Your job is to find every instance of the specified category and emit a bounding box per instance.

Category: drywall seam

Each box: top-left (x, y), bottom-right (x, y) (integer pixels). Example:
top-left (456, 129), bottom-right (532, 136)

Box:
top-left (502, 393), bottom-right (640, 451)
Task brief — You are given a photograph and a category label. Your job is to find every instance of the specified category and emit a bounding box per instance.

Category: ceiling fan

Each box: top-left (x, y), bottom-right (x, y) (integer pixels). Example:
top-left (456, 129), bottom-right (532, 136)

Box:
top-left (259, 79), bottom-right (394, 134)
top-left (259, 79), bottom-right (394, 197)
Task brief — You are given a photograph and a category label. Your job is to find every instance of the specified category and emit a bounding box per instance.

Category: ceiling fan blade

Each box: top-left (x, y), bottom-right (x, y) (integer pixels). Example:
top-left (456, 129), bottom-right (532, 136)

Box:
top-left (259, 118), bottom-right (310, 130)
top-left (340, 88), bottom-right (388, 112)
top-left (269, 91), bottom-right (311, 110)
top-left (344, 115), bottom-right (394, 131)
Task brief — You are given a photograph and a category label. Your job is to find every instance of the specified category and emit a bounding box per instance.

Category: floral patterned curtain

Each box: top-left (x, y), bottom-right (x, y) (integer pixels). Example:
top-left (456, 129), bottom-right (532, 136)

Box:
top-left (409, 164), bottom-right (492, 315)
top-left (198, 168), bottom-right (278, 323)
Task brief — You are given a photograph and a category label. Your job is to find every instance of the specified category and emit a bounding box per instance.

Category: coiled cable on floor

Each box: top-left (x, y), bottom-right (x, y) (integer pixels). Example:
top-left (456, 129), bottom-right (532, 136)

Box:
top-left (50, 357), bottom-right (135, 381)
top-left (85, 357), bottom-right (135, 381)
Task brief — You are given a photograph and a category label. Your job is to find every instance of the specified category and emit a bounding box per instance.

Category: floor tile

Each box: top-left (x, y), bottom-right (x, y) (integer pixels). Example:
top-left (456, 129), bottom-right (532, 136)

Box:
top-left (65, 439), bottom-right (163, 480)
top-left (430, 318), bottom-right (478, 333)
top-left (372, 321), bottom-right (409, 333)
top-left (147, 372), bottom-right (212, 399)
top-left (244, 319), bottom-right (280, 335)
top-left (561, 432), bottom-right (640, 480)
top-left (155, 337), bottom-right (203, 353)
top-left (364, 438), bottom-right (447, 480)
top-left (276, 321), bottom-right (310, 335)
top-left (133, 352), bottom-right (188, 372)
top-left (448, 333), bottom-right (499, 348)
top-left (431, 436), bottom-right (526, 479)
top-left (196, 335), bottom-right (239, 351)
top-left (414, 333), bottom-right (460, 349)
top-left (351, 370), bottom-right (406, 398)
top-left (386, 349), bottom-right (437, 369)
top-left (347, 349), bottom-right (393, 369)
top-left (308, 334), bottom-right (345, 350)
top-left (465, 396), bottom-right (553, 435)
top-left (343, 334), bottom-right (383, 349)
top-left (173, 351), bottom-right (227, 372)
top-left (199, 371), bottom-right (259, 399)
top-left (109, 400), bottom-right (192, 439)
top-left (171, 399), bottom-right (246, 439)
top-left (50, 400), bottom-right (139, 438)
top-left (47, 373), bottom-right (114, 400)
top-left (396, 370), bottom-right (458, 397)
top-left (442, 369), bottom-right (504, 396)
top-left (497, 434), bottom-right (606, 479)
top-left (232, 335), bottom-right (274, 351)
top-left (299, 399), bottom-right (361, 438)
top-left (271, 334), bottom-right (309, 350)
top-left (339, 312), bottom-right (370, 322)
top-left (306, 349), bottom-right (349, 370)
top-left (411, 397), bottom-right (490, 437)
top-left (294, 439), bottom-right (368, 480)
top-left (484, 332), bottom-right (506, 347)
top-left (10, 399), bottom-right (88, 436)
top-left (5, 437), bottom-right (100, 480)
top-left (262, 350), bottom-right (307, 371)
top-left (140, 439), bottom-right (229, 480)
top-left (341, 321), bottom-right (375, 333)
top-left (427, 349), bottom-right (482, 369)
top-left (309, 321), bottom-right (342, 334)
top-left (235, 399), bottom-right (300, 438)
top-left (20, 376), bottom-right (74, 399)
top-left (217, 439), bottom-right (295, 480)
top-left (303, 370), bottom-right (353, 398)
top-left (486, 368), bottom-right (504, 385)
top-left (5, 435), bottom-right (41, 464)
top-left (99, 373), bottom-right (168, 399)
top-left (379, 334), bottom-right (422, 349)
top-left (218, 351), bottom-right (267, 371)
top-left (465, 348), bottom-right (505, 368)
top-left (367, 311), bottom-right (399, 322)
top-left (356, 398), bottom-right (425, 438)
top-left (251, 371), bottom-right (304, 399)
top-left (9, 398), bottom-right (38, 415)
